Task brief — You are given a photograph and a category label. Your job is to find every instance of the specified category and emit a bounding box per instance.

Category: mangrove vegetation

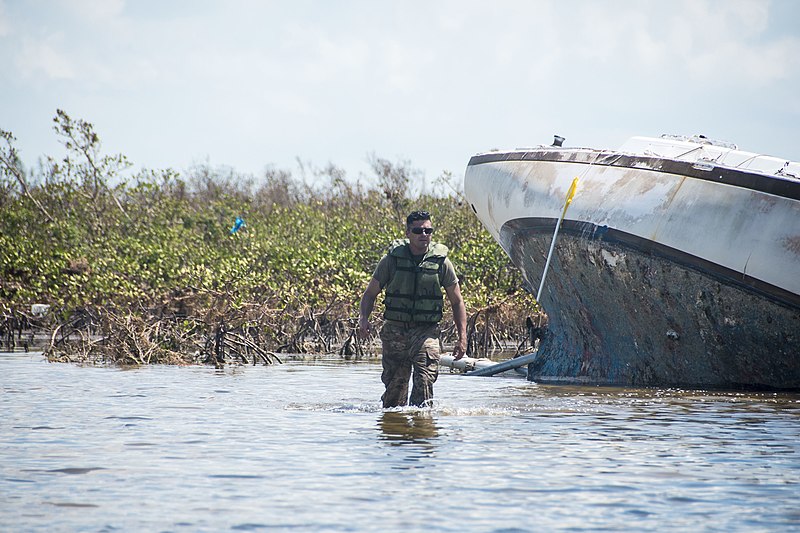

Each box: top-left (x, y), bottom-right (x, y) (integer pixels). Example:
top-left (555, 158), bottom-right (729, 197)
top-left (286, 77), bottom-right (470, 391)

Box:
top-left (1, 110), bottom-right (539, 366)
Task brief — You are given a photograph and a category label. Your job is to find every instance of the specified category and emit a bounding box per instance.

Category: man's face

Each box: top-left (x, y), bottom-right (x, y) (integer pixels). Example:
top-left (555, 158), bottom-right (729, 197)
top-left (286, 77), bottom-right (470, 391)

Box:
top-left (406, 219), bottom-right (433, 252)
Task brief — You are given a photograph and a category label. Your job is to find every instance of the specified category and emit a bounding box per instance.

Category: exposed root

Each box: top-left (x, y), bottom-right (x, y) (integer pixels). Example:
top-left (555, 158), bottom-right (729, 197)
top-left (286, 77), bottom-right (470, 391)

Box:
top-left (4, 289), bottom-right (539, 365)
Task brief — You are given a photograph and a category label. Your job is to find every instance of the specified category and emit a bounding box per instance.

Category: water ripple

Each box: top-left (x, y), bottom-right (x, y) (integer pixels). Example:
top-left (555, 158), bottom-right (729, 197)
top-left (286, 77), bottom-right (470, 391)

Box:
top-left (1, 353), bottom-right (799, 532)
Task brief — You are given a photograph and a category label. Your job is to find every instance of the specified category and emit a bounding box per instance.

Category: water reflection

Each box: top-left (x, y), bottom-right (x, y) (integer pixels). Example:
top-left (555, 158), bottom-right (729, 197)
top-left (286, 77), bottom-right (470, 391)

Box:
top-left (378, 411), bottom-right (439, 445)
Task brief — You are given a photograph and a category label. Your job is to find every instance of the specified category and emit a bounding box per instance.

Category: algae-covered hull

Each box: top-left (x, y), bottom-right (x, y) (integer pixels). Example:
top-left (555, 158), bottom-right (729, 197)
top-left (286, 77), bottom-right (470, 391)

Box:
top-left (465, 136), bottom-right (800, 389)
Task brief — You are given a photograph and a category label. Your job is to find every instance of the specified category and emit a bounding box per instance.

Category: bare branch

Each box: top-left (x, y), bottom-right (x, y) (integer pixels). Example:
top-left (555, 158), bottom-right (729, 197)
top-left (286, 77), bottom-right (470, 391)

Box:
top-left (0, 129), bottom-right (55, 223)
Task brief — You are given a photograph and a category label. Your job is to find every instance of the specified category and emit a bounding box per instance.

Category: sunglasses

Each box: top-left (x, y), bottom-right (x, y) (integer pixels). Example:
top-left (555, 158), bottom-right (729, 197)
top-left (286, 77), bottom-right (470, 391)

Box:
top-left (410, 227), bottom-right (434, 235)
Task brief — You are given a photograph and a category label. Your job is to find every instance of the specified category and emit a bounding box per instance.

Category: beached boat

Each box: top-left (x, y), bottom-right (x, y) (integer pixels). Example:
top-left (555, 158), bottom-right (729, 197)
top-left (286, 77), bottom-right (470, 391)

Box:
top-left (464, 134), bottom-right (800, 389)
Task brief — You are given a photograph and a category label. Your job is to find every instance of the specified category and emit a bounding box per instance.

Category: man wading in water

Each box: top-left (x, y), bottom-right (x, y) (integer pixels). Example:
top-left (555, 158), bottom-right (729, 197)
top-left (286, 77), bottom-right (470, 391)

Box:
top-left (358, 211), bottom-right (467, 408)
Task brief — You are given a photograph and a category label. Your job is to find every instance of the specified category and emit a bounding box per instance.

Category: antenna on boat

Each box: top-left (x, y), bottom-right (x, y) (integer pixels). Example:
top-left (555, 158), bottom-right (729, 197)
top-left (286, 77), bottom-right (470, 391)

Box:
top-left (552, 135), bottom-right (565, 147)
top-left (536, 177), bottom-right (579, 302)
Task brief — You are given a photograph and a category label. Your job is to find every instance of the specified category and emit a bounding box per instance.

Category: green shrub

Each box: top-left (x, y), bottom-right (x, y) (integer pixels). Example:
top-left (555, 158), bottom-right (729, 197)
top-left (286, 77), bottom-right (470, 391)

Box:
top-left (1, 111), bottom-right (538, 360)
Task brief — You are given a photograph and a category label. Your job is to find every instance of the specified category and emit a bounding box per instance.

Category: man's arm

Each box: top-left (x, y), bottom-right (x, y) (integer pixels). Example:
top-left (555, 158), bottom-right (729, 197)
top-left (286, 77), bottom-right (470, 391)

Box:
top-left (445, 282), bottom-right (467, 360)
top-left (358, 278), bottom-right (382, 339)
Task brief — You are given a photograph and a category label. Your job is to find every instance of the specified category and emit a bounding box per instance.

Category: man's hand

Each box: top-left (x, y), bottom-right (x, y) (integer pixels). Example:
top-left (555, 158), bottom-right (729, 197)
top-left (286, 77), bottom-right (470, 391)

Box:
top-left (358, 278), bottom-right (381, 340)
top-left (445, 283), bottom-right (468, 361)
top-left (452, 338), bottom-right (466, 361)
top-left (357, 317), bottom-right (371, 340)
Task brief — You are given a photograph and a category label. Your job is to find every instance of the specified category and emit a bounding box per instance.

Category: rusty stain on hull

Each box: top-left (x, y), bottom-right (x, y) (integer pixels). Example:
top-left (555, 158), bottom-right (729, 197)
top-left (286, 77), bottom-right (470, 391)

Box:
top-left (784, 235), bottom-right (800, 257)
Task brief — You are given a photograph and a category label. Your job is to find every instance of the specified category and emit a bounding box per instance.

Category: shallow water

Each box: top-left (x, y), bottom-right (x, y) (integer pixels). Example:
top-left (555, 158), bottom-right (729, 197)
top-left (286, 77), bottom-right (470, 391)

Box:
top-left (1, 352), bottom-right (799, 532)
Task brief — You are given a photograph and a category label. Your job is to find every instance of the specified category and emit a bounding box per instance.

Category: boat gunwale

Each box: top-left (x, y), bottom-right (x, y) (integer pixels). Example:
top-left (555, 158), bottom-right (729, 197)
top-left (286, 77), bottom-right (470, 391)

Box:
top-left (467, 149), bottom-right (800, 202)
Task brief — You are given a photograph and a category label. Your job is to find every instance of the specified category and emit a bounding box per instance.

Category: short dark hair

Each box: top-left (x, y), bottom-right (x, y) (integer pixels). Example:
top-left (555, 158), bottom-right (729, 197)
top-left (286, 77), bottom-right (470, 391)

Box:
top-left (406, 210), bottom-right (431, 228)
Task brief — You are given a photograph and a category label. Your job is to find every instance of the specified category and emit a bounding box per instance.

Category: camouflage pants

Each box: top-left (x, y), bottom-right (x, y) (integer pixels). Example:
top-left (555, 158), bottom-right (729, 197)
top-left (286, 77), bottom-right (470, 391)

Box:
top-left (380, 321), bottom-right (440, 408)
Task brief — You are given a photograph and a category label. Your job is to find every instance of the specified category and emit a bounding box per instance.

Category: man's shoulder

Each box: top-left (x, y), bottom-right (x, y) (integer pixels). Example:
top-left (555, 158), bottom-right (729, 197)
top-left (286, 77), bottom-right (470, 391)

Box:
top-left (430, 242), bottom-right (449, 256)
top-left (373, 254), bottom-right (393, 288)
top-left (440, 257), bottom-right (459, 288)
top-left (388, 239), bottom-right (410, 256)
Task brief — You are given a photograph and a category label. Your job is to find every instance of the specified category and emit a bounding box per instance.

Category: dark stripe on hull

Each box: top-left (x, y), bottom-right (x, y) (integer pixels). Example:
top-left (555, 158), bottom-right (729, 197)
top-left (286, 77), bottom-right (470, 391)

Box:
top-left (504, 218), bottom-right (800, 310)
top-left (500, 218), bottom-right (800, 390)
top-left (469, 151), bottom-right (800, 202)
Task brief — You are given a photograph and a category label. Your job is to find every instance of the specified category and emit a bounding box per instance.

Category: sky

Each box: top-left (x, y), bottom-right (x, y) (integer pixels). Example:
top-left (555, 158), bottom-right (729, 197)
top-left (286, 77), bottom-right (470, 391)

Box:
top-left (2, 0), bottom-right (799, 188)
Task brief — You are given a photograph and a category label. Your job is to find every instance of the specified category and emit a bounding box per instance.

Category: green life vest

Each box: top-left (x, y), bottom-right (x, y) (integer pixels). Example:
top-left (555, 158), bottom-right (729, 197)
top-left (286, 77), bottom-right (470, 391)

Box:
top-left (383, 240), bottom-right (448, 323)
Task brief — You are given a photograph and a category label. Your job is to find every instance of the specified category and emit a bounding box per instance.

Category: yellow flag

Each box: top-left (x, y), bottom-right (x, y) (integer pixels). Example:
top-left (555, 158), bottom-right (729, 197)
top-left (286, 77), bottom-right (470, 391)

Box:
top-left (565, 177), bottom-right (579, 206)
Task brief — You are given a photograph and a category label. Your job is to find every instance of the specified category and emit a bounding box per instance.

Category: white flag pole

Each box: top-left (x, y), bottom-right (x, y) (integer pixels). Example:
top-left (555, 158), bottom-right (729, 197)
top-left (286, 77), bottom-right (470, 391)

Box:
top-left (536, 177), bottom-right (579, 302)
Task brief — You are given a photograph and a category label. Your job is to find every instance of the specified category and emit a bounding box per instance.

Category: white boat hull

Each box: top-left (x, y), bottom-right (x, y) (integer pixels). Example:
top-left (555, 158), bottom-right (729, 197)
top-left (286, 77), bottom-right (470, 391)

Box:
top-left (464, 138), bottom-right (800, 389)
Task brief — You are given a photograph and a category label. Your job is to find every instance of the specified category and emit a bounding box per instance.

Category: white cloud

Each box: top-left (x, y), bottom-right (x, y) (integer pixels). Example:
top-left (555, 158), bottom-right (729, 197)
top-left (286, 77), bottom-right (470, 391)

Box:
top-left (15, 34), bottom-right (76, 80)
top-left (280, 23), bottom-right (371, 85)
top-left (0, 0), bottom-right (9, 37)
top-left (381, 40), bottom-right (435, 91)
top-left (57, 0), bottom-right (125, 24)
top-left (662, 0), bottom-right (798, 86)
top-left (1, 0), bottom-right (798, 176)
top-left (509, 0), bottom-right (800, 88)
top-left (687, 36), bottom-right (800, 85)
top-left (3, 0), bottom-right (134, 84)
